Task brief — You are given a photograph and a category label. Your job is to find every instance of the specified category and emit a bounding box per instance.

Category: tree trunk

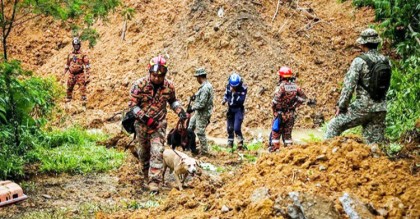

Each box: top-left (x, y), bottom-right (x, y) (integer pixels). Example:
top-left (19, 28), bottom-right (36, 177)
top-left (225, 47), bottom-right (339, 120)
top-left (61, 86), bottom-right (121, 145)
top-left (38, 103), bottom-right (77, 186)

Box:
top-left (121, 20), bottom-right (127, 41)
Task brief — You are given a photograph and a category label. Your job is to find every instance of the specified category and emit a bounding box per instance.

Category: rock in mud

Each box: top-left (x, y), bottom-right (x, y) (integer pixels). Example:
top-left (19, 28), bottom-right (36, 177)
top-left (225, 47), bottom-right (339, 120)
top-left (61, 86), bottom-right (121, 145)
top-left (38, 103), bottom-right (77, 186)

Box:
top-left (221, 205), bottom-right (230, 213)
top-left (339, 193), bottom-right (375, 219)
top-left (274, 191), bottom-right (340, 219)
top-left (250, 187), bottom-right (270, 203)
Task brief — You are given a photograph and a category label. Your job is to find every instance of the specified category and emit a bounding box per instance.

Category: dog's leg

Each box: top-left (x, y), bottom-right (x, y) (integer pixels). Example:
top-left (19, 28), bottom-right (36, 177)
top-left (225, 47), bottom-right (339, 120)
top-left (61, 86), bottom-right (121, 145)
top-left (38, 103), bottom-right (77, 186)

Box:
top-left (162, 163), bottom-right (167, 185)
top-left (174, 173), bottom-right (183, 191)
top-left (182, 173), bottom-right (188, 184)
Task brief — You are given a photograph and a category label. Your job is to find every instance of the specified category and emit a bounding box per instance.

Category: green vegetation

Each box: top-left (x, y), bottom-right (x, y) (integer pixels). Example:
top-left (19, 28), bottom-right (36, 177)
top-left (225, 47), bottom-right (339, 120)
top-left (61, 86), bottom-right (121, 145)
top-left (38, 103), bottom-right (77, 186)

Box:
top-left (383, 142), bottom-right (403, 156)
top-left (0, 61), bottom-right (124, 179)
top-left (302, 133), bottom-right (323, 143)
top-left (0, 0), bottom-right (122, 179)
top-left (29, 127), bottom-right (124, 174)
top-left (352, 0), bottom-right (419, 140)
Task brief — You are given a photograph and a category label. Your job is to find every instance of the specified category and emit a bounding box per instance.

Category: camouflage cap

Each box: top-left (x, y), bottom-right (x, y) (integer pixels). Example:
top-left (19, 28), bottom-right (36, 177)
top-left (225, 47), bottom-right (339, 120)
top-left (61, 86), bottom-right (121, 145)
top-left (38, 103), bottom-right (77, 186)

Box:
top-left (194, 67), bottom-right (207, 77)
top-left (356, 28), bottom-right (381, 45)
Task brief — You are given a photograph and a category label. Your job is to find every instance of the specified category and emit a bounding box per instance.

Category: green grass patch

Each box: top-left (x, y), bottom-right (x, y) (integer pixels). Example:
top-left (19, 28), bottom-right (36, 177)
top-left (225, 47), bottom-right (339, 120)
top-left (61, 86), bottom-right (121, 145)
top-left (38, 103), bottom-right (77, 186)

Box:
top-left (245, 141), bottom-right (264, 151)
top-left (342, 126), bottom-right (363, 136)
top-left (28, 127), bottom-right (125, 174)
top-left (302, 133), bottom-right (323, 143)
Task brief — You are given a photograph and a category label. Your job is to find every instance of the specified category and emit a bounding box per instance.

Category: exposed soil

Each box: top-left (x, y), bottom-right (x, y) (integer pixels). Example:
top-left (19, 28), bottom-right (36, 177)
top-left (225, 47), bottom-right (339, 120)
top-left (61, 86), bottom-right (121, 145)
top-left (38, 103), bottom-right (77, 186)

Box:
top-left (2, 0), bottom-right (418, 218)
top-left (6, 0), bottom-right (376, 139)
top-left (99, 137), bottom-right (420, 219)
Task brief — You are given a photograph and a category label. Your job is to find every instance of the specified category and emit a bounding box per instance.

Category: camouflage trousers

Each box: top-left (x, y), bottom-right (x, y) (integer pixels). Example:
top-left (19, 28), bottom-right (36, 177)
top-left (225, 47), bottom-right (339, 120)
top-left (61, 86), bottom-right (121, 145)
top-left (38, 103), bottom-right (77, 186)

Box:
top-left (67, 72), bottom-right (87, 101)
top-left (271, 111), bottom-right (295, 145)
top-left (188, 113), bottom-right (210, 153)
top-left (134, 121), bottom-right (166, 183)
top-left (325, 109), bottom-right (386, 144)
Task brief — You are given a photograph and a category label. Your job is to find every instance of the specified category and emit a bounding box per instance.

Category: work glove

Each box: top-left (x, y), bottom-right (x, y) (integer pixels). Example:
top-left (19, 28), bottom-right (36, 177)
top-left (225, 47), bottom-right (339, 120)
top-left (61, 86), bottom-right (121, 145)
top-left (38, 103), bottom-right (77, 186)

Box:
top-left (190, 95), bottom-right (196, 101)
top-left (141, 115), bottom-right (158, 129)
top-left (187, 106), bottom-right (194, 114)
top-left (178, 109), bottom-right (188, 120)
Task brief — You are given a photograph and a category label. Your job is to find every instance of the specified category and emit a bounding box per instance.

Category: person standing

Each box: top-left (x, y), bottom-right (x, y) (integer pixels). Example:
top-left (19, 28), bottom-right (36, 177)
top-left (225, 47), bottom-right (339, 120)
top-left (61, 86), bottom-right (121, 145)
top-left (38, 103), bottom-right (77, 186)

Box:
top-left (187, 68), bottom-right (214, 155)
top-left (325, 28), bottom-right (391, 144)
top-left (222, 72), bottom-right (247, 150)
top-left (63, 37), bottom-right (90, 105)
top-left (270, 66), bottom-right (307, 152)
top-left (129, 55), bottom-right (187, 192)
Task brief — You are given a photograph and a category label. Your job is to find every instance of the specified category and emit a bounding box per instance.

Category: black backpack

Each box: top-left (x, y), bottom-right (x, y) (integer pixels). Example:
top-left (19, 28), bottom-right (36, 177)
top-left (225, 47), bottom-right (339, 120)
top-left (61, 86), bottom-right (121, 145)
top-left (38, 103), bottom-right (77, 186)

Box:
top-left (122, 109), bottom-right (136, 134)
top-left (358, 55), bottom-right (392, 101)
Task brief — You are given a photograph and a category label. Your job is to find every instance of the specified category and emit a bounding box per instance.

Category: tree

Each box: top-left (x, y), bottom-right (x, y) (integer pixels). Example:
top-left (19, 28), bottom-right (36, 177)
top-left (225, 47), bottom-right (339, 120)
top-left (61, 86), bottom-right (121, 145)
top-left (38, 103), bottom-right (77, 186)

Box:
top-left (120, 6), bottom-right (135, 41)
top-left (0, 0), bottom-right (120, 61)
top-left (0, 0), bottom-right (119, 148)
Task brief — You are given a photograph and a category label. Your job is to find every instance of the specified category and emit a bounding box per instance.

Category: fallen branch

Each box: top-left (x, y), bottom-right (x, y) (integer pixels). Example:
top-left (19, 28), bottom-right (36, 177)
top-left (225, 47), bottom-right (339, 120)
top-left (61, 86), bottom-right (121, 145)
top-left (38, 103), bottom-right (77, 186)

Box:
top-left (408, 24), bottom-right (420, 46)
top-left (251, 0), bottom-right (262, 6)
top-left (296, 7), bottom-right (319, 21)
top-left (271, 0), bottom-right (281, 23)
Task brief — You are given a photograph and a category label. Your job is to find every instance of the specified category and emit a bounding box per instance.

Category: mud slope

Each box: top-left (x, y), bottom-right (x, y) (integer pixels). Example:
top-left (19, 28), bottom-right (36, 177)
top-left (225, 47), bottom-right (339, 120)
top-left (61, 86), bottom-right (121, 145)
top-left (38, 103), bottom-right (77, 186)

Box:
top-left (7, 0), bottom-right (375, 137)
top-left (101, 137), bottom-right (419, 218)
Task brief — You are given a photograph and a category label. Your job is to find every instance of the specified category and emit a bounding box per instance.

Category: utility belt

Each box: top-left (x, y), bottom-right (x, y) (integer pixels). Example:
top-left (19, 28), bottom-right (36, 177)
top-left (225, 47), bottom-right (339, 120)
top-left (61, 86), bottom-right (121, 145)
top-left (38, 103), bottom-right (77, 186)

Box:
top-left (69, 70), bottom-right (84, 75)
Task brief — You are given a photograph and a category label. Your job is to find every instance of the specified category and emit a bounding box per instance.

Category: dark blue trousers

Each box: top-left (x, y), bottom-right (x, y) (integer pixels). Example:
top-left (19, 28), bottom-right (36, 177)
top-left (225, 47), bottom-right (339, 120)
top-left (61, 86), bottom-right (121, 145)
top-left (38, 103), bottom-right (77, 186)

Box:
top-left (227, 107), bottom-right (244, 142)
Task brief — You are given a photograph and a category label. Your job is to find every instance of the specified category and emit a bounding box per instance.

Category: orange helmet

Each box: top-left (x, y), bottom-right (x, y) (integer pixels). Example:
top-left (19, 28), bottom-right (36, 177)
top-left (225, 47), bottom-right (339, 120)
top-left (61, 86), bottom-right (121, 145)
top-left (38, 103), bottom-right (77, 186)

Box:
top-left (278, 66), bottom-right (293, 78)
top-left (148, 55), bottom-right (168, 75)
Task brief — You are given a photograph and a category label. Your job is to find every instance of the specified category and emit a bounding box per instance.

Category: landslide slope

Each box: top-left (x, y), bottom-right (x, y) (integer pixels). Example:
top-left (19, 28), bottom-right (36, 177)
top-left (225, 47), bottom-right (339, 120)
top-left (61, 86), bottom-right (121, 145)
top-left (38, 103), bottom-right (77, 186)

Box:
top-left (101, 138), bottom-right (420, 218)
top-left (8, 0), bottom-right (375, 137)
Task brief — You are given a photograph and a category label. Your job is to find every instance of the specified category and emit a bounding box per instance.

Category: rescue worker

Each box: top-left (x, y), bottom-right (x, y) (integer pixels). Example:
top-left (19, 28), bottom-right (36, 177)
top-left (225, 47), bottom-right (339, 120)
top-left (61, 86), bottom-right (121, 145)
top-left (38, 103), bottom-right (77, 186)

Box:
top-left (222, 72), bottom-right (247, 150)
top-left (63, 37), bottom-right (90, 105)
top-left (187, 68), bottom-right (214, 155)
top-left (325, 28), bottom-right (391, 144)
top-left (129, 55), bottom-right (187, 192)
top-left (270, 66), bottom-right (307, 152)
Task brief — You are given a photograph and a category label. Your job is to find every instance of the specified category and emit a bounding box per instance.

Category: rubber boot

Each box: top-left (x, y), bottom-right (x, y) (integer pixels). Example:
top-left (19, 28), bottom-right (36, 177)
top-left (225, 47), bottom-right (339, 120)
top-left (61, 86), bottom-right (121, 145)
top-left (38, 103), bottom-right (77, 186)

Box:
top-left (227, 140), bottom-right (234, 148)
top-left (237, 141), bottom-right (244, 150)
top-left (269, 142), bottom-right (280, 152)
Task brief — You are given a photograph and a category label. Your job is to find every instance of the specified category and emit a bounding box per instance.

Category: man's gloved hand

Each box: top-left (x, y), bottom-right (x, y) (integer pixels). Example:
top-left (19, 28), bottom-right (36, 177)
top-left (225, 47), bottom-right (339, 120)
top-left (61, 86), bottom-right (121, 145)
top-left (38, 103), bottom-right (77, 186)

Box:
top-left (141, 115), bottom-right (158, 129)
top-left (187, 106), bottom-right (194, 114)
top-left (178, 109), bottom-right (187, 120)
top-left (190, 95), bottom-right (196, 101)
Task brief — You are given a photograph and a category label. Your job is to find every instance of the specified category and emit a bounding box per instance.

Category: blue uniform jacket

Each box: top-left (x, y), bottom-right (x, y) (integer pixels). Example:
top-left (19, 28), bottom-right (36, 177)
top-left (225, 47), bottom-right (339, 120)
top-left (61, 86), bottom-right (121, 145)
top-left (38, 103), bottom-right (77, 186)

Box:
top-left (223, 82), bottom-right (247, 110)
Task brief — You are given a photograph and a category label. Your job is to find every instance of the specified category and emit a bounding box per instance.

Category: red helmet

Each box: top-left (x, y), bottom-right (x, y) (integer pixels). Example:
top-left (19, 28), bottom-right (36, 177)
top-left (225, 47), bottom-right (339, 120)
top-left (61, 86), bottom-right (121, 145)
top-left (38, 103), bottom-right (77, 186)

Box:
top-left (148, 55), bottom-right (168, 75)
top-left (278, 66), bottom-right (292, 78)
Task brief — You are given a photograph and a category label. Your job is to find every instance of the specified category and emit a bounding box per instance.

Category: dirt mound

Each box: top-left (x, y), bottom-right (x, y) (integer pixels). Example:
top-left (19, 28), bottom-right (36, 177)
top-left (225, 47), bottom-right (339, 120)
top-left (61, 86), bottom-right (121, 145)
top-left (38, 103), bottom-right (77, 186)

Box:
top-left (7, 0), bottom-right (375, 138)
top-left (101, 137), bottom-right (419, 218)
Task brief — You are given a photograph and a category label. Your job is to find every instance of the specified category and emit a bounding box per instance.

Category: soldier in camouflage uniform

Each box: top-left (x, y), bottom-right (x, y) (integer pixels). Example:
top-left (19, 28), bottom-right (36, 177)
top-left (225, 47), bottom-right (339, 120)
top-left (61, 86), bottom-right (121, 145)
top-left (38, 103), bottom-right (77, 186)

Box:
top-left (129, 55), bottom-right (187, 192)
top-left (187, 68), bottom-right (214, 155)
top-left (63, 37), bottom-right (90, 105)
top-left (270, 67), bottom-right (307, 152)
top-left (325, 28), bottom-right (391, 144)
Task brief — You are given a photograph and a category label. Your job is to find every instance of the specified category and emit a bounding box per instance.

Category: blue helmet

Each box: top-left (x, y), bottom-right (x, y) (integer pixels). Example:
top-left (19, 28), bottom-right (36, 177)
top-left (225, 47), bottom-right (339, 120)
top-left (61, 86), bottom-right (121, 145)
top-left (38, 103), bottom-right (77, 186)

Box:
top-left (229, 73), bottom-right (241, 87)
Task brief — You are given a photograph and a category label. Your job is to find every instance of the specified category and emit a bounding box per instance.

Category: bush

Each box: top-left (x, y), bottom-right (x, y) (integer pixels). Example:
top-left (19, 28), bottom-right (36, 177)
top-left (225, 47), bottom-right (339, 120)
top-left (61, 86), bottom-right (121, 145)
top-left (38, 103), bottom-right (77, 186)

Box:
top-left (351, 0), bottom-right (419, 140)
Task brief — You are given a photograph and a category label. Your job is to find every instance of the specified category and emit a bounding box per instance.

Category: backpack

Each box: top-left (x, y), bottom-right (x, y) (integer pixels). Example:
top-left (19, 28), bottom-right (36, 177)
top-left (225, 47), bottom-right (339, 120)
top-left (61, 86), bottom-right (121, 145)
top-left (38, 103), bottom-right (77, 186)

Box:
top-left (122, 109), bottom-right (136, 134)
top-left (358, 55), bottom-right (391, 101)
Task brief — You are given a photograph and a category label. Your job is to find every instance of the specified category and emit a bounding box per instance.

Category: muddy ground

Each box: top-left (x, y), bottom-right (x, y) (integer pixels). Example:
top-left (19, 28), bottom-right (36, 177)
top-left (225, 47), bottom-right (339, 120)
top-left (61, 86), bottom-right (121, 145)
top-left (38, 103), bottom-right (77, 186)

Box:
top-left (1, 135), bottom-right (418, 219)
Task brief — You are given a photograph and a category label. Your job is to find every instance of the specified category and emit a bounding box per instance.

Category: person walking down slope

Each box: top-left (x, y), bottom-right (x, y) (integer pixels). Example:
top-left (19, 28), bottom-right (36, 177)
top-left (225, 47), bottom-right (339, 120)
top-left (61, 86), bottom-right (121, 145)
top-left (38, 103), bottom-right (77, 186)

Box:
top-left (222, 72), bottom-right (247, 150)
top-left (270, 67), bottom-right (307, 152)
top-left (63, 37), bottom-right (91, 105)
top-left (187, 68), bottom-right (214, 156)
top-left (129, 55), bottom-right (187, 192)
top-left (325, 28), bottom-right (391, 144)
